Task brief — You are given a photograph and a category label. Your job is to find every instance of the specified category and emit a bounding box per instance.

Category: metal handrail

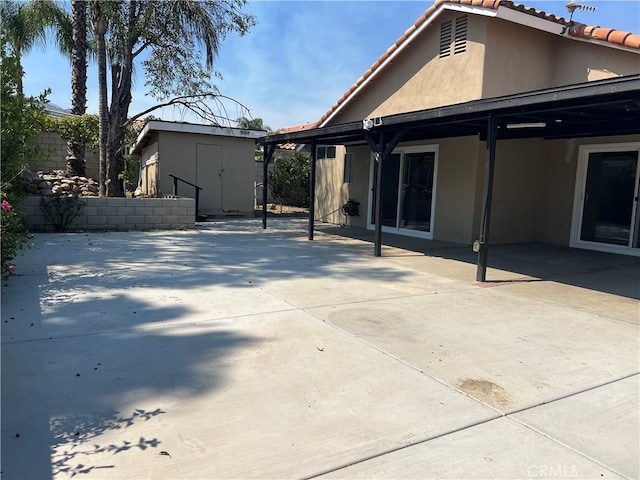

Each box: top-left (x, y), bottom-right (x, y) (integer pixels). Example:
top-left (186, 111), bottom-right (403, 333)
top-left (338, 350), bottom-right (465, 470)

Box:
top-left (168, 174), bottom-right (204, 222)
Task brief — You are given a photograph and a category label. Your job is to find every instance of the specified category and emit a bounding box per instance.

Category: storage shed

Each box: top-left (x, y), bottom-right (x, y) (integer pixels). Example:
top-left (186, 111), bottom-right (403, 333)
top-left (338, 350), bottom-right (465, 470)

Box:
top-left (132, 120), bottom-right (265, 218)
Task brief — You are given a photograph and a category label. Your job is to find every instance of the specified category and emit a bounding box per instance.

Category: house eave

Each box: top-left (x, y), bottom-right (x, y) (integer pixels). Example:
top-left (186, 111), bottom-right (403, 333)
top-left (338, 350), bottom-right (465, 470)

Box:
top-left (260, 75), bottom-right (640, 147)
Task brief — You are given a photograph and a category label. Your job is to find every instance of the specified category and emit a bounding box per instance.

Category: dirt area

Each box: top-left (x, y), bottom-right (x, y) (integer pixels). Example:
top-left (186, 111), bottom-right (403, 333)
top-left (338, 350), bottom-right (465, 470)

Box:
top-left (254, 204), bottom-right (309, 217)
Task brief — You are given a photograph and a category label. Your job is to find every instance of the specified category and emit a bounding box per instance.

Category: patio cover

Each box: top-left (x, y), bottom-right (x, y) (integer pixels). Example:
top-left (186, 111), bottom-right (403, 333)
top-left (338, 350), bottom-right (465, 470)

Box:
top-left (257, 74), bottom-right (640, 280)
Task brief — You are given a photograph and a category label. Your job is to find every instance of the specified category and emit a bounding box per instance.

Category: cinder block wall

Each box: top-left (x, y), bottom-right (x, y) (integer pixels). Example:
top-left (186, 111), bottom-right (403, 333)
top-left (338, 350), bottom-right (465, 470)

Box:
top-left (32, 132), bottom-right (100, 179)
top-left (23, 196), bottom-right (195, 232)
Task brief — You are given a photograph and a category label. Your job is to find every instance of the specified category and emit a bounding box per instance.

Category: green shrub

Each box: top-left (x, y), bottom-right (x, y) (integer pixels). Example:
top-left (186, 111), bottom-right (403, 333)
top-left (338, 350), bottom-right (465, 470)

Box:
top-left (39, 194), bottom-right (86, 232)
top-left (1, 34), bottom-right (47, 274)
top-left (268, 152), bottom-right (311, 209)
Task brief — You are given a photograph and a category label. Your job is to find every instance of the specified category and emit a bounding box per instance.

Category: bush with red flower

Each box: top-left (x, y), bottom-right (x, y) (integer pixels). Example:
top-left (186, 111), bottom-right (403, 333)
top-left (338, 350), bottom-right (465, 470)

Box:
top-left (0, 198), bottom-right (25, 274)
top-left (1, 37), bottom-right (45, 275)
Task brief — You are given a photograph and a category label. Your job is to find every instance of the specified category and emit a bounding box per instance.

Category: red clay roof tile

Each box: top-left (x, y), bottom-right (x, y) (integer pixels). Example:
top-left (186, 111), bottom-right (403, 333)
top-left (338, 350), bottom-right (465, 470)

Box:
top-left (582, 25), bottom-right (599, 37)
top-left (279, 122), bottom-right (319, 134)
top-left (317, 0), bottom-right (639, 127)
top-left (607, 30), bottom-right (631, 45)
top-left (624, 34), bottom-right (640, 49)
top-left (592, 27), bottom-right (615, 41)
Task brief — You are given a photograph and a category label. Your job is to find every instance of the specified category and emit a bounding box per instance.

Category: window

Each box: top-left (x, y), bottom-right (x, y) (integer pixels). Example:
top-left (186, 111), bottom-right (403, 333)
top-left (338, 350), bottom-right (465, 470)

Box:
top-left (317, 145), bottom-right (336, 160)
top-left (439, 15), bottom-right (467, 58)
top-left (343, 153), bottom-right (354, 184)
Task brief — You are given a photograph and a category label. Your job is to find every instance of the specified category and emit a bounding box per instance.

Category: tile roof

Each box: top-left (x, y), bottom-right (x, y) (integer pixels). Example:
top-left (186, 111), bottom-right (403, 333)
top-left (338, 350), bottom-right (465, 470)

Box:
top-left (278, 122), bottom-right (319, 134)
top-left (274, 122), bottom-right (319, 150)
top-left (277, 143), bottom-right (298, 151)
top-left (317, 0), bottom-right (640, 127)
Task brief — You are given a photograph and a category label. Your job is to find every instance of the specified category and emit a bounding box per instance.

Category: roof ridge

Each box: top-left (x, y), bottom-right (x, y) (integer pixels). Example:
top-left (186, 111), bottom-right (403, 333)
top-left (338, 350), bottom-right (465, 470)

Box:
top-left (316, 0), bottom-right (639, 127)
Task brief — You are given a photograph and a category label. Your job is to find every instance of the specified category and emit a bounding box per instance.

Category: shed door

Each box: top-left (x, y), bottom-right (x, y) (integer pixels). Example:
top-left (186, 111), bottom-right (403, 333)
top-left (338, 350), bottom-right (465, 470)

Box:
top-left (197, 144), bottom-right (223, 212)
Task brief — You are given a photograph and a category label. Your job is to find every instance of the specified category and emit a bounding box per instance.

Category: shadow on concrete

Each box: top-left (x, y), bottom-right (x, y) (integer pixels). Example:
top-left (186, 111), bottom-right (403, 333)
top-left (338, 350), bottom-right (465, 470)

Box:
top-left (1, 256), bottom-right (258, 479)
top-left (2, 218), bottom-right (418, 479)
top-left (316, 224), bottom-right (640, 300)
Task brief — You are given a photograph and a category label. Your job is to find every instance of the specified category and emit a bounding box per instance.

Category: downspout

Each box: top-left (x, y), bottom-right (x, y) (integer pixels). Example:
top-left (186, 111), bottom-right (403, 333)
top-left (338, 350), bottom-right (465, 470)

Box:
top-left (476, 114), bottom-right (498, 281)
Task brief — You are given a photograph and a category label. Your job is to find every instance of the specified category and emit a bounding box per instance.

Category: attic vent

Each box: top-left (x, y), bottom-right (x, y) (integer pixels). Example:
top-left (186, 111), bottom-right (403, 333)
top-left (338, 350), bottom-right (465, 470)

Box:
top-left (439, 20), bottom-right (453, 58)
top-left (440, 15), bottom-right (467, 59)
top-left (454, 15), bottom-right (468, 55)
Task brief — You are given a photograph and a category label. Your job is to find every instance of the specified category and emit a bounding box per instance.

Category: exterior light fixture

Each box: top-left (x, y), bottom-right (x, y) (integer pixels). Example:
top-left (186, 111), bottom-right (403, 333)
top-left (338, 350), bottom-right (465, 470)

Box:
top-left (506, 122), bottom-right (547, 129)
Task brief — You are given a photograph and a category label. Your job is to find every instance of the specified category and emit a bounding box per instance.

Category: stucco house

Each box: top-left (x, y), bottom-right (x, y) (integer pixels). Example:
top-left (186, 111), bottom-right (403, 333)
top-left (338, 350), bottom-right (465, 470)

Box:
top-left (132, 120), bottom-right (265, 218)
top-left (259, 0), bottom-right (640, 278)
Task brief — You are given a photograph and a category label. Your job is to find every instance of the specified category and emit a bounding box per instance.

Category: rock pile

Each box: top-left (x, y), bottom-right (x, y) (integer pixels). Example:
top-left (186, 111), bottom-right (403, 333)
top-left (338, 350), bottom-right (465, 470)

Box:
top-left (22, 169), bottom-right (99, 197)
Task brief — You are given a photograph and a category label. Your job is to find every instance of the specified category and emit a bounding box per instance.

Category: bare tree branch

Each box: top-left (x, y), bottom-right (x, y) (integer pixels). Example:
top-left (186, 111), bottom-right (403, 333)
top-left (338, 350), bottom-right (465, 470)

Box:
top-left (125, 93), bottom-right (252, 128)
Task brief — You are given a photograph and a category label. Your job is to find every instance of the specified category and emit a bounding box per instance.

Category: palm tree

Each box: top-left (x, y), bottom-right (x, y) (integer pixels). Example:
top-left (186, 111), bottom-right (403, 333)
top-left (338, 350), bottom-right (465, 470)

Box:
top-left (66, 0), bottom-right (88, 176)
top-left (237, 117), bottom-right (272, 132)
top-left (91, 1), bottom-right (107, 196)
top-left (0, 0), bottom-right (69, 95)
top-left (237, 117), bottom-right (273, 162)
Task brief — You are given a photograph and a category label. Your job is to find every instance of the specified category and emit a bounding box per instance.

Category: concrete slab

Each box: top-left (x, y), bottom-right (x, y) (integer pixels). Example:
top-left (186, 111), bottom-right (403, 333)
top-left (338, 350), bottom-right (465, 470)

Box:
top-left (2, 218), bottom-right (639, 479)
top-left (492, 279), bottom-right (639, 326)
top-left (317, 417), bottom-right (625, 479)
top-left (3, 309), bottom-right (497, 479)
top-left (310, 288), bottom-right (638, 412)
top-left (512, 375), bottom-right (640, 479)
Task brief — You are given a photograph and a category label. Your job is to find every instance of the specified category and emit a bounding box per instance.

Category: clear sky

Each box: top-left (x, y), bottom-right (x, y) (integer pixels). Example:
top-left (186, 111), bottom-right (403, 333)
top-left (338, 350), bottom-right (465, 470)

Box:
top-left (20, 0), bottom-right (640, 131)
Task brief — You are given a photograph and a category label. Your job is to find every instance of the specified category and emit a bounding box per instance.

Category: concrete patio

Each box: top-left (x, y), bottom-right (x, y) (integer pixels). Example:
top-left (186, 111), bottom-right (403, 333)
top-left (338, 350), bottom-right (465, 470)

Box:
top-left (1, 218), bottom-right (638, 479)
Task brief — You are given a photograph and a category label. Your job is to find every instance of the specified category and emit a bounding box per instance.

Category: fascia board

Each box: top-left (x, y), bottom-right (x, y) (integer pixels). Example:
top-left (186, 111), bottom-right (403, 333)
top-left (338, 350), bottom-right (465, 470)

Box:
top-left (495, 6), bottom-right (565, 35)
top-left (134, 120), bottom-right (265, 143)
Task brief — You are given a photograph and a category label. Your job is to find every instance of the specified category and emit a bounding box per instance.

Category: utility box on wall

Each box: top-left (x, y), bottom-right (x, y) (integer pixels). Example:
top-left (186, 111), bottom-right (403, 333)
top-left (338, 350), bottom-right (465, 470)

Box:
top-left (132, 121), bottom-right (265, 217)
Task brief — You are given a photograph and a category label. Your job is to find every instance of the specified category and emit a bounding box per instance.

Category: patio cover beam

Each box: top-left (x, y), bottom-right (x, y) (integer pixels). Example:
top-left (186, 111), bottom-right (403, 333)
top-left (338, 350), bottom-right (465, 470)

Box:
top-left (258, 76), bottom-right (639, 149)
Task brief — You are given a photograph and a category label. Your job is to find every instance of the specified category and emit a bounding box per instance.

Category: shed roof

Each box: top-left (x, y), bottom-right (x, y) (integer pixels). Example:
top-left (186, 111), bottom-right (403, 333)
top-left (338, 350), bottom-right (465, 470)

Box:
top-left (132, 120), bottom-right (266, 155)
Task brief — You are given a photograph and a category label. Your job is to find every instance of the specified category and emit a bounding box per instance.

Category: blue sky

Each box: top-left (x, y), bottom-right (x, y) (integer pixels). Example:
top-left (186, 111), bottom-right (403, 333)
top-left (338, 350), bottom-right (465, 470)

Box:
top-left (21, 0), bottom-right (640, 131)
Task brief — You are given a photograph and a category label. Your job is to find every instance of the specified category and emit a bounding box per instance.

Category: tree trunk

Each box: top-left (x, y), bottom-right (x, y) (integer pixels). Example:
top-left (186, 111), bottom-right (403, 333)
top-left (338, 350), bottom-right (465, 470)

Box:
top-left (104, 2), bottom-right (137, 198)
top-left (92, 3), bottom-right (108, 196)
top-left (67, 0), bottom-right (87, 177)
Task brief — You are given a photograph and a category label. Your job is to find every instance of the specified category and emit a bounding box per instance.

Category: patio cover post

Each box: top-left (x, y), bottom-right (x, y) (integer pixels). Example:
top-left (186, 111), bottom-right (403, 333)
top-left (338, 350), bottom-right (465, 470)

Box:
top-left (365, 129), bottom-right (406, 257)
top-left (262, 143), bottom-right (276, 229)
top-left (476, 114), bottom-right (498, 282)
top-left (365, 131), bottom-right (385, 257)
top-left (308, 140), bottom-right (317, 240)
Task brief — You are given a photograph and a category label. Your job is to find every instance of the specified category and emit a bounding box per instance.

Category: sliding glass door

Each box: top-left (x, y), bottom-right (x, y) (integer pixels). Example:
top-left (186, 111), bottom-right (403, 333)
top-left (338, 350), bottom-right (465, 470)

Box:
top-left (571, 143), bottom-right (640, 255)
top-left (370, 146), bottom-right (438, 239)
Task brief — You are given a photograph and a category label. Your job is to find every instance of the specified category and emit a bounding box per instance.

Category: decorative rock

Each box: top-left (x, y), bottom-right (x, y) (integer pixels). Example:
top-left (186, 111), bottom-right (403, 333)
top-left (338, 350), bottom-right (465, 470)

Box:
top-left (21, 169), bottom-right (100, 197)
top-left (25, 184), bottom-right (39, 194)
